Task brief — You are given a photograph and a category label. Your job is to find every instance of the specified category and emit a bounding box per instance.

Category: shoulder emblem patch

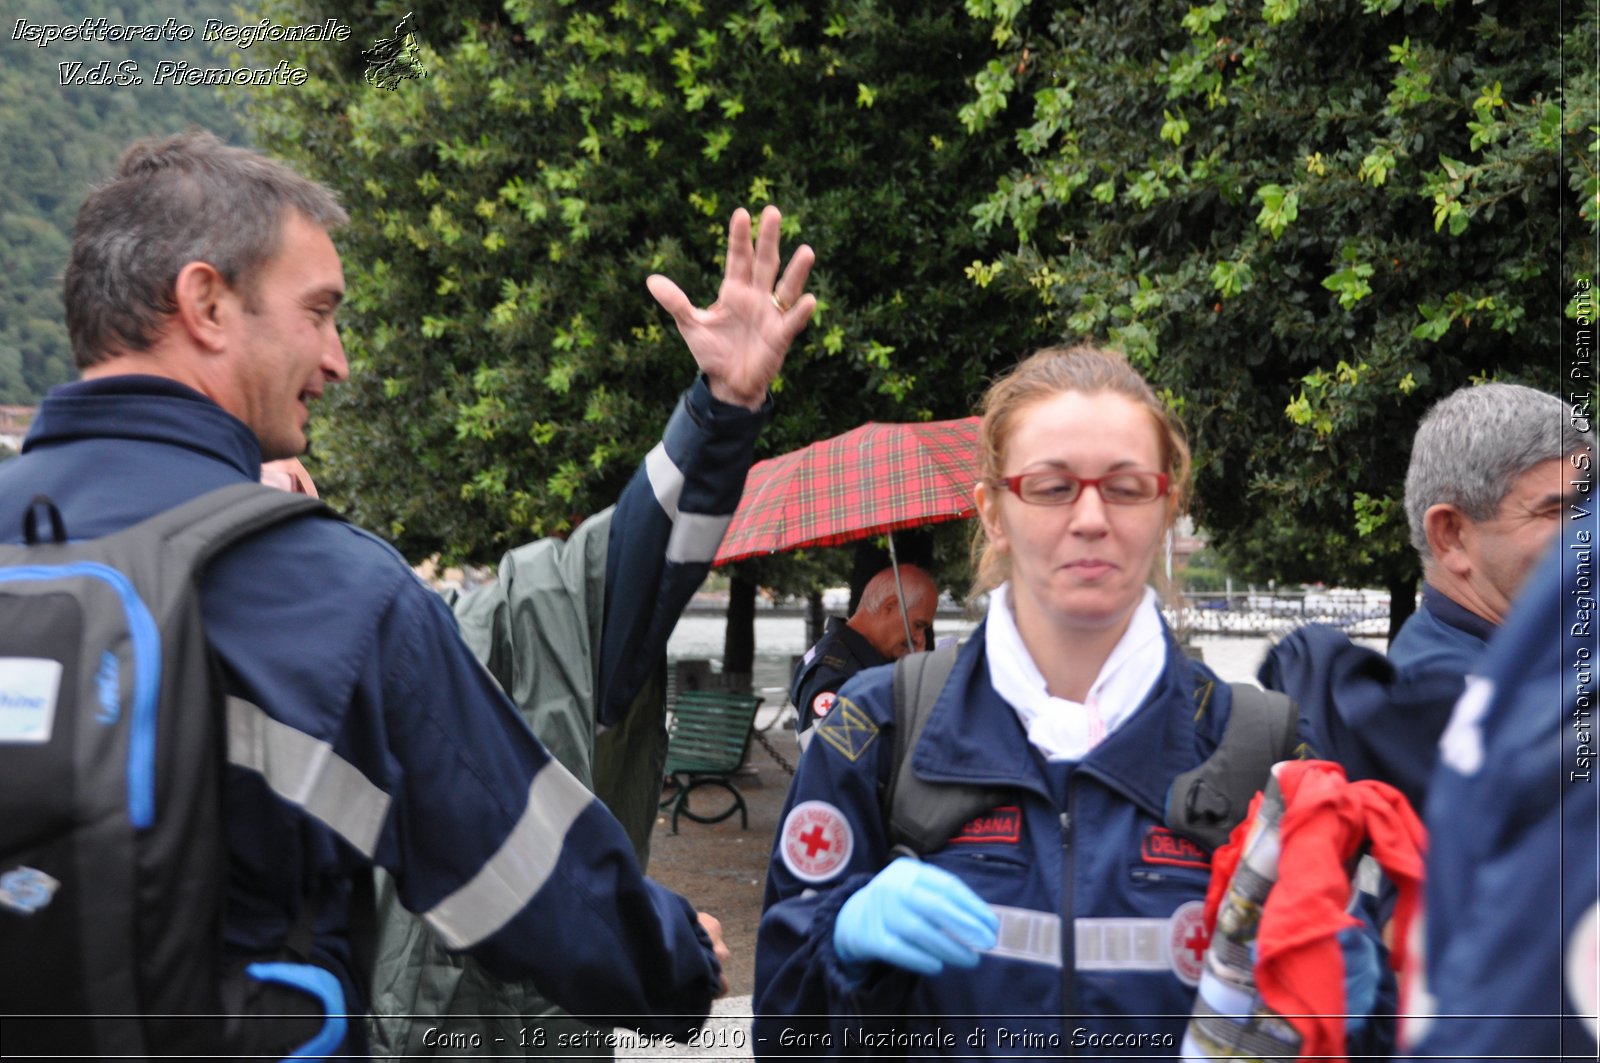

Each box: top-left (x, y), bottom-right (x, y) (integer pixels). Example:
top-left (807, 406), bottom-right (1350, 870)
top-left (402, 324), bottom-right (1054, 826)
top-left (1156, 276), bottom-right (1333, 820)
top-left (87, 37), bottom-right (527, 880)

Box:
top-left (815, 696), bottom-right (879, 763)
top-left (1141, 825), bottom-right (1210, 869)
top-left (779, 800), bottom-right (853, 883)
top-left (811, 691), bottom-right (838, 718)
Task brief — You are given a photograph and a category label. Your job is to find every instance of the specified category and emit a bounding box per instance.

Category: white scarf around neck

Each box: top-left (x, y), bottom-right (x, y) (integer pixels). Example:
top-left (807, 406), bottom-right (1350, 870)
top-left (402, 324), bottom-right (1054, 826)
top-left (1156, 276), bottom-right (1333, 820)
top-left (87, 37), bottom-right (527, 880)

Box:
top-left (985, 582), bottom-right (1167, 761)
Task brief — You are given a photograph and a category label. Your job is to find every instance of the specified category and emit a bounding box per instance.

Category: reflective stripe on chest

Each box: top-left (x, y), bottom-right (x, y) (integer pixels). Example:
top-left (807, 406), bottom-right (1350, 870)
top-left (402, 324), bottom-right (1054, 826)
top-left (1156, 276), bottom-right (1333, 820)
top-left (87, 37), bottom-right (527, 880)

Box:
top-left (980, 901), bottom-right (1210, 985)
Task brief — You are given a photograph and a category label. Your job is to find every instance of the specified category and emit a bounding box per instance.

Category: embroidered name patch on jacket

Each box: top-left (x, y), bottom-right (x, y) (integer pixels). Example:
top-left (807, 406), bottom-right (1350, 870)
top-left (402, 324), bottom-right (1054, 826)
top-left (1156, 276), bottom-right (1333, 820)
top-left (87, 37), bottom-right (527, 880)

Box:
top-left (950, 805), bottom-right (1022, 845)
top-left (1140, 825), bottom-right (1210, 869)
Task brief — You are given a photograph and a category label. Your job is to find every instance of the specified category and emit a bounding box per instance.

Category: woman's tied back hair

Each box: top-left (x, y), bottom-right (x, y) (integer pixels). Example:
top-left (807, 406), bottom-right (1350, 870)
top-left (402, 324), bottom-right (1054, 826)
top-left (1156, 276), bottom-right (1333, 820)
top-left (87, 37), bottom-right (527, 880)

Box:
top-left (971, 345), bottom-right (1192, 595)
top-left (63, 129), bottom-right (348, 369)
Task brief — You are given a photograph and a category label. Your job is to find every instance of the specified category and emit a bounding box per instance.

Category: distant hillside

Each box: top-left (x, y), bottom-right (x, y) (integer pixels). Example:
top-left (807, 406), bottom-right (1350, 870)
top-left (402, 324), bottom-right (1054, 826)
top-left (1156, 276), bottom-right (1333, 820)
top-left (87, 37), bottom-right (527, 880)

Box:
top-left (0, 0), bottom-right (254, 402)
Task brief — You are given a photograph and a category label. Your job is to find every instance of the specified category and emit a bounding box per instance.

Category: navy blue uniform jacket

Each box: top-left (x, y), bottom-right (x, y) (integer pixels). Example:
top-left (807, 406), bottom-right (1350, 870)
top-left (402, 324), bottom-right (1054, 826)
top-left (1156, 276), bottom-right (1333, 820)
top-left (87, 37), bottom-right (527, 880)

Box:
top-left (1406, 520), bottom-right (1599, 1060)
top-left (1258, 587), bottom-right (1483, 810)
top-left (0, 375), bottom-right (750, 1052)
top-left (754, 618), bottom-right (1313, 1056)
top-left (790, 618), bottom-right (887, 735)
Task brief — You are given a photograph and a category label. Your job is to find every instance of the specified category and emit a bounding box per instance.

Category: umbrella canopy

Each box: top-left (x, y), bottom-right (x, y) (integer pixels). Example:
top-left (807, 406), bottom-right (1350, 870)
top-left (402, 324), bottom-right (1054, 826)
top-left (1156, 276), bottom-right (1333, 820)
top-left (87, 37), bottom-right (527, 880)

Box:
top-left (714, 417), bottom-right (981, 567)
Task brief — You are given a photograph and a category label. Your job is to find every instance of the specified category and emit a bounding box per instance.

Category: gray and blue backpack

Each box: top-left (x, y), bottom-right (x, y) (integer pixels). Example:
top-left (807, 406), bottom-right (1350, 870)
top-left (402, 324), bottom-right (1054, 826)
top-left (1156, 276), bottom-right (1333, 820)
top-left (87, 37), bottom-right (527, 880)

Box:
top-left (0, 483), bottom-right (336, 1059)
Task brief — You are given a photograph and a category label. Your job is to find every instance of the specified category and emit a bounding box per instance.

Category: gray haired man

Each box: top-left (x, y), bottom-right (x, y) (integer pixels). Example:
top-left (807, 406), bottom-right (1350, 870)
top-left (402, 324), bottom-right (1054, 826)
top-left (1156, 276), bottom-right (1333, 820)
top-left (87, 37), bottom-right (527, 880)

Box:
top-left (1391, 382), bottom-right (1587, 674)
top-left (1261, 381), bottom-right (1588, 808)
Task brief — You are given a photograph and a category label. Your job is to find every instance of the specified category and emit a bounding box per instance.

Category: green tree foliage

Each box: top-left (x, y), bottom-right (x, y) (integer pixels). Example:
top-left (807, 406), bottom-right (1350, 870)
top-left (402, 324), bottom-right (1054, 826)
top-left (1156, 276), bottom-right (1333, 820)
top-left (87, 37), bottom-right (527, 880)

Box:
top-left (0, 0), bottom-right (248, 402)
top-left (245, 0), bottom-right (1028, 565)
top-left (961, 0), bottom-right (1590, 613)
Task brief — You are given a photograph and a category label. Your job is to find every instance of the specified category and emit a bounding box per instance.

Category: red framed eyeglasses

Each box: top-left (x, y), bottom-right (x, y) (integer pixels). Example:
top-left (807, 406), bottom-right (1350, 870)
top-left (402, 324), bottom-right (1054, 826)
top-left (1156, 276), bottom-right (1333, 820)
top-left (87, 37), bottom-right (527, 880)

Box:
top-left (992, 469), bottom-right (1169, 506)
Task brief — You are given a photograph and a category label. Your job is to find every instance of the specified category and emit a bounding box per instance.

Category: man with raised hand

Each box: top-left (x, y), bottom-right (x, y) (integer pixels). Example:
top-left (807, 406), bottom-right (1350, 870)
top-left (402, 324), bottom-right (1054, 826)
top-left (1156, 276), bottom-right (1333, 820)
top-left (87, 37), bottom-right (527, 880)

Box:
top-left (0, 129), bottom-right (813, 1057)
top-left (371, 205), bottom-right (819, 1056)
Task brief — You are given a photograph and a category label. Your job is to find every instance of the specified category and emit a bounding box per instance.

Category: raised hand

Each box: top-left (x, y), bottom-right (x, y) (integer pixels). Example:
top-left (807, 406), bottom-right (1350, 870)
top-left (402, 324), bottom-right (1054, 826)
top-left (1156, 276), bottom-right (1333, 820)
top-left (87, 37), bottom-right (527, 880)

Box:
top-left (646, 205), bottom-right (816, 410)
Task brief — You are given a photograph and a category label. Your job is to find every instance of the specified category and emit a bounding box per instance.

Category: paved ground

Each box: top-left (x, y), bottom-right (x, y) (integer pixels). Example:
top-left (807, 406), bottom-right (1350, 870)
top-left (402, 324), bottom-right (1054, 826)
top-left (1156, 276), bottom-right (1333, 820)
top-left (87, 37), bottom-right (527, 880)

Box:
top-left (646, 705), bottom-right (799, 999)
top-left (618, 705), bottom-right (798, 1060)
top-left (616, 996), bottom-right (757, 1060)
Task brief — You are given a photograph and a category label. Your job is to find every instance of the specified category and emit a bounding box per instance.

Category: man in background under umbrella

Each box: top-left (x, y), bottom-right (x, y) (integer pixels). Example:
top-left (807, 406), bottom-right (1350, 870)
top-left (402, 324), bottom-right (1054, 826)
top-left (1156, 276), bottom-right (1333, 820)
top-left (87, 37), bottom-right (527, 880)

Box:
top-left (790, 564), bottom-right (937, 746)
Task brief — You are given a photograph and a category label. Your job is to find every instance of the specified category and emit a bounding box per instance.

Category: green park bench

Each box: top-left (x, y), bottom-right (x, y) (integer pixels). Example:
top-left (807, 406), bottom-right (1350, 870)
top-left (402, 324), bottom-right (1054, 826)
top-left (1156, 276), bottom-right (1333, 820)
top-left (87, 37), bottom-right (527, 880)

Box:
top-left (660, 690), bottom-right (765, 834)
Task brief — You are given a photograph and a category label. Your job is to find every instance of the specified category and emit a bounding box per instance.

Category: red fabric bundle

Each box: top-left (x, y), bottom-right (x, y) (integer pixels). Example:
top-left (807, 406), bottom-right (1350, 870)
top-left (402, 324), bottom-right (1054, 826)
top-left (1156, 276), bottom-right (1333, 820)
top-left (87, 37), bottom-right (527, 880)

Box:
top-left (1201, 760), bottom-right (1426, 1061)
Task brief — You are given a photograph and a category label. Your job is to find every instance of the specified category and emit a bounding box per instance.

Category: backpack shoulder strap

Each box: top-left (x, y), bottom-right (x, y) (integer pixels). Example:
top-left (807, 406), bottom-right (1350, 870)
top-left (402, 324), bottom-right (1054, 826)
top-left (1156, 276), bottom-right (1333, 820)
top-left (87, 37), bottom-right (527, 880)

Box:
top-left (889, 645), bottom-right (958, 789)
top-left (883, 645), bottom-right (1009, 858)
top-left (135, 485), bottom-right (375, 981)
top-left (133, 483), bottom-right (328, 568)
top-left (1165, 681), bottom-right (1299, 851)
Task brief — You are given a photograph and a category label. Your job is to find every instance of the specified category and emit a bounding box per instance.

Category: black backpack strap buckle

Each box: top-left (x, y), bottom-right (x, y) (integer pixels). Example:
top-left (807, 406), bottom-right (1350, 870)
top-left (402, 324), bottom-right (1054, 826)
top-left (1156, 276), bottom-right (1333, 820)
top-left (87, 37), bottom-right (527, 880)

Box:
top-left (23, 495), bottom-right (66, 545)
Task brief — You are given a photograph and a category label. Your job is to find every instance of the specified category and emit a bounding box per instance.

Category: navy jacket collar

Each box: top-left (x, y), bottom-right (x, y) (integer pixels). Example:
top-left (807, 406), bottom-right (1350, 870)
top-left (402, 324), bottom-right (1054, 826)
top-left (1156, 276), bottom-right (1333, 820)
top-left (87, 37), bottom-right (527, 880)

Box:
top-left (1420, 582), bottom-right (1498, 645)
top-left (911, 618), bottom-right (1204, 821)
top-left (829, 617), bottom-right (889, 670)
top-left (27, 374), bottom-right (263, 477)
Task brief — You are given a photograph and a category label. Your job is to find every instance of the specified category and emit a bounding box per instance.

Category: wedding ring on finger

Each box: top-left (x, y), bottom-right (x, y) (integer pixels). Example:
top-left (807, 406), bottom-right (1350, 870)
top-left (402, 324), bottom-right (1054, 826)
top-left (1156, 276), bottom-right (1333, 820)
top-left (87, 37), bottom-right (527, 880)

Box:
top-left (770, 292), bottom-right (791, 313)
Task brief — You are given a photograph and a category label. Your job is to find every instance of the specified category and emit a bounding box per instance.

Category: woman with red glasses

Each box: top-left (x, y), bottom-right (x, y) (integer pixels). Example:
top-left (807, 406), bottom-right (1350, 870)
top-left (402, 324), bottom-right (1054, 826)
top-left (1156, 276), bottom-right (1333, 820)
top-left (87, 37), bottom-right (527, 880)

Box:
top-left (754, 346), bottom-right (1312, 1056)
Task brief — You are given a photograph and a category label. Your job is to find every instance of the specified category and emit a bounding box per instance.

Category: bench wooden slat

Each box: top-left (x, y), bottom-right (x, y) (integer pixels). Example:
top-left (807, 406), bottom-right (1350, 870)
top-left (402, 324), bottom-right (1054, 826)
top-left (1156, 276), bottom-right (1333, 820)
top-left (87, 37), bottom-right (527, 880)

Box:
top-left (660, 690), bottom-right (764, 832)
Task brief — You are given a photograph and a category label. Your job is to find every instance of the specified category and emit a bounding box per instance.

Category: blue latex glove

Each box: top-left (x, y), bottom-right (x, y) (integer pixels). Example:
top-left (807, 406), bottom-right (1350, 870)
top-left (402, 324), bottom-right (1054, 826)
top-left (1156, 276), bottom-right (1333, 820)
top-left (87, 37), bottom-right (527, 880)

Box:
top-left (834, 858), bottom-right (999, 976)
top-left (1338, 925), bottom-right (1380, 1036)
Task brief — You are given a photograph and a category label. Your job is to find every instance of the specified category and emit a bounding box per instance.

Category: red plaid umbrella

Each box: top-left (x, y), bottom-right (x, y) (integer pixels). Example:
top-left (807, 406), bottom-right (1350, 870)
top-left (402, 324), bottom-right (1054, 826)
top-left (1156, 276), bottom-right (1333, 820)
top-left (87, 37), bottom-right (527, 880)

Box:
top-left (714, 417), bottom-right (981, 567)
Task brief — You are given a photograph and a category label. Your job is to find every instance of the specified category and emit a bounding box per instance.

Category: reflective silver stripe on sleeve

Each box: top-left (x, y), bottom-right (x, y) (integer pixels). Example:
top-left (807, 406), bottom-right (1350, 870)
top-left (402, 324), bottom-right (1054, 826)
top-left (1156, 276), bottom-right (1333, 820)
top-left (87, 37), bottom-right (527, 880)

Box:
top-left (1074, 917), bottom-right (1170, 971)
top-left (985, 905), bottom-right (1063, 968)
top-left (666, 511), bottom-right (734, 564)
top-left (422, 759), bottom-right (595, 950)
top-left (226, 696), bottom-right (390, 858)
top-left (645, 442), bottom-right (683, 518)
top-left (647, 439), bottom-right (733, 562)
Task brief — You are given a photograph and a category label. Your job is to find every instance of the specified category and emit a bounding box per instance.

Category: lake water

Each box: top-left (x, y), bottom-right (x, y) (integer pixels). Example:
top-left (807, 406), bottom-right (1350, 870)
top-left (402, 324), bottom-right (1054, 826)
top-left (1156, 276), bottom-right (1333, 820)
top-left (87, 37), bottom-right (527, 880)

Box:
top-left (666, 612), bottom-right (1385, 706)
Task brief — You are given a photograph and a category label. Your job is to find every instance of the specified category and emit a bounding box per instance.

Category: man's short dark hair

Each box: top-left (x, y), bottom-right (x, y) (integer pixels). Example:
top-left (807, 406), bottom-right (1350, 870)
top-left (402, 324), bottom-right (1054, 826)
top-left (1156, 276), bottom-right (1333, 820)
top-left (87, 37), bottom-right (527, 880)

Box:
top-left (63, 129), bottom-right (348, 369)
